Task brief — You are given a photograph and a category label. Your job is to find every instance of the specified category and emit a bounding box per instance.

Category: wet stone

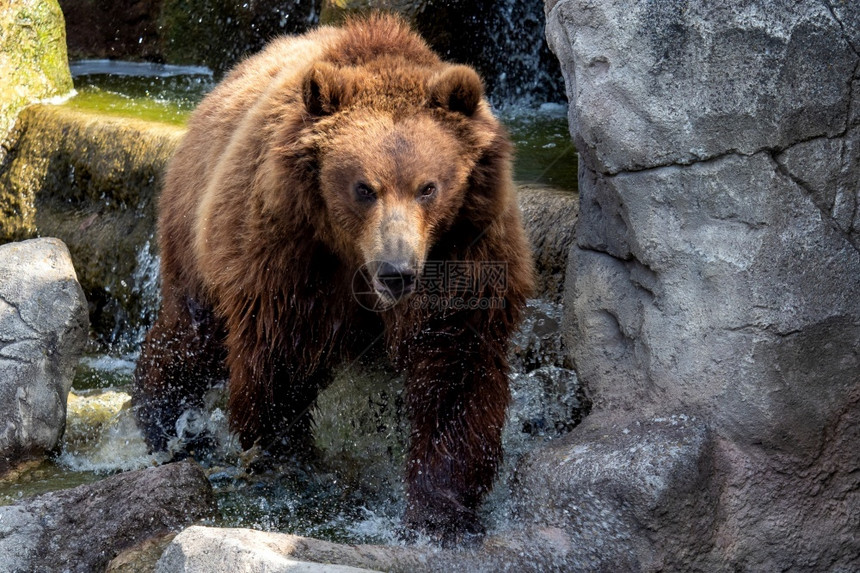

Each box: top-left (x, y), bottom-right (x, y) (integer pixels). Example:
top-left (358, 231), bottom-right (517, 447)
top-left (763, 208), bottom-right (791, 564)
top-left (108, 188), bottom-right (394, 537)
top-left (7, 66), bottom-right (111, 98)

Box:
top-left (0, 460), bottom-right (216, 573)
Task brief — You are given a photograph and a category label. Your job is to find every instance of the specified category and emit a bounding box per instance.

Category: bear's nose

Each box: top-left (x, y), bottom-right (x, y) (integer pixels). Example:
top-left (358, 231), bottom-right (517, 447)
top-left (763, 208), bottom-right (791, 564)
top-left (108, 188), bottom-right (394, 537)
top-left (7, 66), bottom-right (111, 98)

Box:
top-left (376, 261), bottom-right (416, 299)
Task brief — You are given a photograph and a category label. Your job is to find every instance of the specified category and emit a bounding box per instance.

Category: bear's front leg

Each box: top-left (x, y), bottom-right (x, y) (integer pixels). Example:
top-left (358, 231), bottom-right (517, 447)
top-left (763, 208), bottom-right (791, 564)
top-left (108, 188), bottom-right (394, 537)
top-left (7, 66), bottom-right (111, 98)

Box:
top-left (402, 324), bottom-right (510, 543)
top-left (133, 294), bottom-right (227, 453)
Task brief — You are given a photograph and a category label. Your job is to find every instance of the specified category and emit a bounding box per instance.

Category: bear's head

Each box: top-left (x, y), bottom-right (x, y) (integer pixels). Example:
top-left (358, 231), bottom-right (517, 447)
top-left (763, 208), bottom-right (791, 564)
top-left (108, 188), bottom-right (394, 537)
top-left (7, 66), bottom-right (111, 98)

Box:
top-left (300, 61), bottom-right (507, 309)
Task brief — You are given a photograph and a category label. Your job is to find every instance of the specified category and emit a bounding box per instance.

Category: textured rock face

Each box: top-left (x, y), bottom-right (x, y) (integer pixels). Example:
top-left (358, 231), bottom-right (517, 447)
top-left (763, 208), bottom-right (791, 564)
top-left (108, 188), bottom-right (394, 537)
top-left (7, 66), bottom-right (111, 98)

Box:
top-left (546, 0), bottom-right (860, 569)
top-left (0, 0), bottom-right (72, 148)
top-left (0, 460), bottom-right (216, 572)
top-left (158, 527), bottom-right (382, 573)
top-left (514, 415), bottom-right (717, 571)
top-left (517, 185), bottom-right (578, 301)
top-left (547, 0), bottom-right (858, 175)
top-left (157, 525), bottom-right (593, 573)
top-left (0, 238), bottom-right (88, 473)
top-left (0, 105), bottom-right (182, 347)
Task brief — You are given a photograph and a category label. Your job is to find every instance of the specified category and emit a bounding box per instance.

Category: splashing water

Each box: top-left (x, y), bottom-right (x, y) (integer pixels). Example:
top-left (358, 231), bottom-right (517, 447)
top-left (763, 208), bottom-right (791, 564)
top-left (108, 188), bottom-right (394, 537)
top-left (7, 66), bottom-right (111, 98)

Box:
top-left (28, 298), bottom-right (586, 543)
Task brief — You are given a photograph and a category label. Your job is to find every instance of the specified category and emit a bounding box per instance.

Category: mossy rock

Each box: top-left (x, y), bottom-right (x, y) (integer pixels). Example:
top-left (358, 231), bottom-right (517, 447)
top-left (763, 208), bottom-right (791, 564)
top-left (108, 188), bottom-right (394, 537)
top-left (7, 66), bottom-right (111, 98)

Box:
top-left (313, 363), bottom-right (408, 499)
top-left (0, 105), bottom-right (184, 347)
top-left (0, 0), bottom-right (73, 145)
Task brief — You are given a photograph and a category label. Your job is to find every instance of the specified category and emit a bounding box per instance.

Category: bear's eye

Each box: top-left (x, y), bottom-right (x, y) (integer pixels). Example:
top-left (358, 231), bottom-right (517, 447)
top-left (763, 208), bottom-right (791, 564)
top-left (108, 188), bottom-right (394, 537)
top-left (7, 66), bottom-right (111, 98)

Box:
top-left (418, 183), bottom-right (437, 201)
top-left (355, 183), bottom-right (377, 202)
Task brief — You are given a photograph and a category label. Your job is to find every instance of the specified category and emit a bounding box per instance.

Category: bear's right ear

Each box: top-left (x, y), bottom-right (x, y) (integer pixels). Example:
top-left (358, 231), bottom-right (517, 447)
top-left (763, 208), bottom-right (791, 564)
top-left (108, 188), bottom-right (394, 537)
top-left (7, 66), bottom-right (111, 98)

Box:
top-left (303, 62), bottom-right (353, 117)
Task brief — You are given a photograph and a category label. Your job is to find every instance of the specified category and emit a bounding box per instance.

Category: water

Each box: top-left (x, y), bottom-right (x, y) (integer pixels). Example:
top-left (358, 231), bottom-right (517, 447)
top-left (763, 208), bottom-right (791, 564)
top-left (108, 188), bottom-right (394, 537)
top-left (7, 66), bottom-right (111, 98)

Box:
top-left (65, 61), bottom-right (577, 191)
top-left (0, 300), bottom-right (586, 544)
top-left (65, 61), bottom-right (213, 126)
top-left (503, 103), bottom-right (578, 192)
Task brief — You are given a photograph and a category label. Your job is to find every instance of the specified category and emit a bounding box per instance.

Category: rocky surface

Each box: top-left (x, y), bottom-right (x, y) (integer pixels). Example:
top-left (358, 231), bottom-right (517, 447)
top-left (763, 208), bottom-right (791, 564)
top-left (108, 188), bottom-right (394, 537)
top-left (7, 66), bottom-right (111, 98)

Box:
top-left (0, 460), bottom-right (216, 572)
top-left (0, 238), bottom-right (88, 474)
top-left (546, 0), bottom-right (858, 175)
top-left (517, 185), bottom-right (577, 302)
top-left (513, 414), bottom-right (717, 571)
top-left (0, 105), bottom-right (182, 347)
top-left (158, 527), bottom-right (382, 572)
top-left (0, 0), bottom-right (72, 152)
top-left (546, 0), bottom-right (860, 569)
top-left (156, 524), bottom-right (597, 572)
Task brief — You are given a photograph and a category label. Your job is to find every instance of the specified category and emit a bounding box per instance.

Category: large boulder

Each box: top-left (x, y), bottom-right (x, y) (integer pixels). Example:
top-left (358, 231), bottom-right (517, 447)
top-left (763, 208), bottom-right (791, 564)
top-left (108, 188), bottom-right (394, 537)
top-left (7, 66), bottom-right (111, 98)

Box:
top-left (0, 460), bottom-right (216, 572)
top-left (0, 105), bottom-right (183, 347)
top-left (0, 0), bottom-right (72, 151)
top-left (157, 525), bottom-right (588, 572)
top-left (546, 0), bottom-right (860, 569)
top-left (158, 527), bottom-right (382, 572)
top-left (513, 415), bottom-right (718, 571)
top-left (0, 238), bottom-right (88, 474)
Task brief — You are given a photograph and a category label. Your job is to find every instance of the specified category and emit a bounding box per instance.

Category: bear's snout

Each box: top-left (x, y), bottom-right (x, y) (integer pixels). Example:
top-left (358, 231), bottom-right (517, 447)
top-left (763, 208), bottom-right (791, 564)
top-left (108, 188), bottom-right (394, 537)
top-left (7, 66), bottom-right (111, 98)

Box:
top-left (373, 260), bottom-right (416, 301)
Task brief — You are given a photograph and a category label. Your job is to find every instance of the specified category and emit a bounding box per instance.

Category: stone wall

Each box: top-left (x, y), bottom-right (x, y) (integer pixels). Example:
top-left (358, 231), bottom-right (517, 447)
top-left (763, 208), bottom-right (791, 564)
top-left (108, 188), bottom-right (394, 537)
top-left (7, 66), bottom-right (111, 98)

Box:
top-left (544, 0), bottom-right (860, 569)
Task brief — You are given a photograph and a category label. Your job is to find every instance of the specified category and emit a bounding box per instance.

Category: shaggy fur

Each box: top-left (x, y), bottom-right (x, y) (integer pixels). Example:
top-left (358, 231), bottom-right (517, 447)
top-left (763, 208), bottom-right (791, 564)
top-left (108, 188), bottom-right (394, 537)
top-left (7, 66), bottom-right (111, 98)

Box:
top-left (132, 14), bottom-right (533, 541)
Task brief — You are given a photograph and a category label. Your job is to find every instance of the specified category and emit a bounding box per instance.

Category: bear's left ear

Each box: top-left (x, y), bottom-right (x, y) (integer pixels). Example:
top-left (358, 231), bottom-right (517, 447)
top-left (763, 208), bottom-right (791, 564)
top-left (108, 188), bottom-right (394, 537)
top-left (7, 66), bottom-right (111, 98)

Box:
top-left (428, 65), bottom-right (484, 117)
top-left (303, 61), bottom-right (353, 117)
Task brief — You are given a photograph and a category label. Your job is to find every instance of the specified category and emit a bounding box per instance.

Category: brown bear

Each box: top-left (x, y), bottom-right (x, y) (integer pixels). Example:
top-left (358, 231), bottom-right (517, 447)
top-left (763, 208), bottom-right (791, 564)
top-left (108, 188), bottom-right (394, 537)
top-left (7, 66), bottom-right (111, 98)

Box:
top-left (132, 13), bottom-right (534, 541)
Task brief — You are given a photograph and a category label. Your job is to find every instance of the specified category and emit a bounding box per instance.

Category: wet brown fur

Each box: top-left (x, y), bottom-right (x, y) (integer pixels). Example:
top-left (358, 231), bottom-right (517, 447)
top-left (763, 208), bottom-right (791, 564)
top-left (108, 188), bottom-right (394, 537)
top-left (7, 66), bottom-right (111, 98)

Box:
top-left (132, 14), bottom-right (533, 541)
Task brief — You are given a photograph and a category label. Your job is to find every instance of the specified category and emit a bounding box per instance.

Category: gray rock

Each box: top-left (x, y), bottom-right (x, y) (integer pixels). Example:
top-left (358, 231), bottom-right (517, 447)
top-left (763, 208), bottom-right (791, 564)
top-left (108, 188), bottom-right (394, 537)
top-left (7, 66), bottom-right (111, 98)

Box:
top-left (157, 527), bottom-right (382, 573)
top-left (568, 152), bottom-right (860, 456)
top-left (776, 125), bottom-right (860, 250)
top-left (517, 185), bottom-right (578, 302)
top-left (0, 460), bottom-right (216, 573)
top-left (513, 414), bottom-right (717, 571)
top-left (156, 524), bottom-right (597, 573)
top-left (0, 238), bottom-right (88, 473)
top-left (545, 0), bottom-right (858, 175)
top-left (547, 0), bottom-right (860, 569)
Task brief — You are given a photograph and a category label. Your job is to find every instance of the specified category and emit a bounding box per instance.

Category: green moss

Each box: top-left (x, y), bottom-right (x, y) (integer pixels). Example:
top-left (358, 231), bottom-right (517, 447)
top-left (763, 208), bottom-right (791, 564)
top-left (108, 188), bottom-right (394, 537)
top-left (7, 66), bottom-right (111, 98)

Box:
top-left (0, 105), bottom-right (184, 347)
top-left (0, 0), bottom-right (73, 141)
